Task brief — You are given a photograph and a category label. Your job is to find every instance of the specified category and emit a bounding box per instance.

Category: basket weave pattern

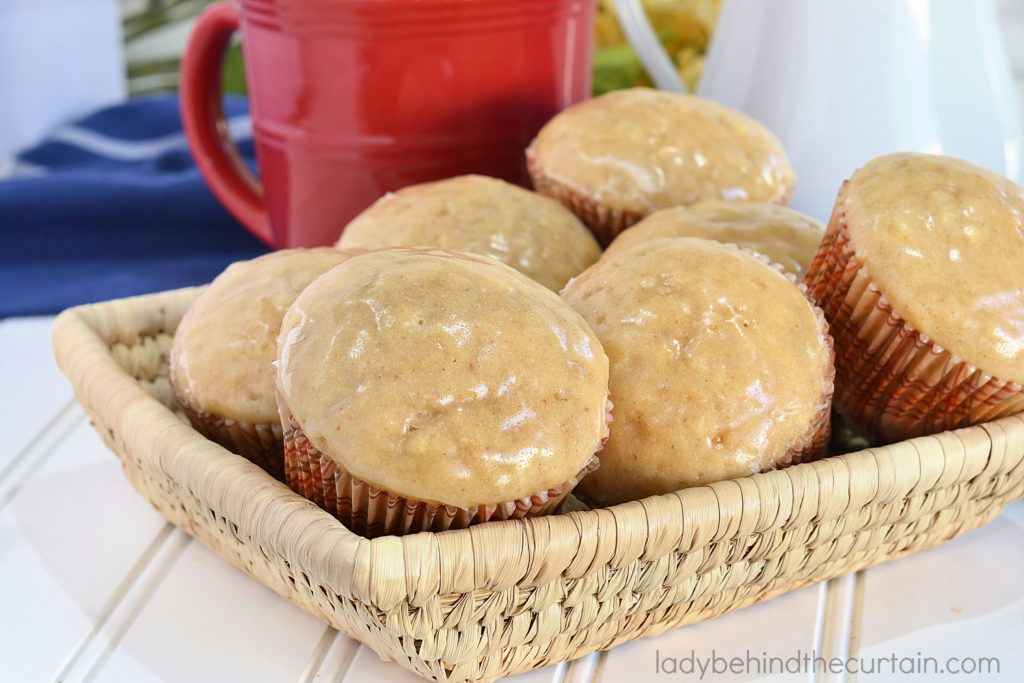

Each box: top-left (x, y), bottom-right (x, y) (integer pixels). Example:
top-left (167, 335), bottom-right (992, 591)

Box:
top-left (52, 288), bottom-right (1024, 682)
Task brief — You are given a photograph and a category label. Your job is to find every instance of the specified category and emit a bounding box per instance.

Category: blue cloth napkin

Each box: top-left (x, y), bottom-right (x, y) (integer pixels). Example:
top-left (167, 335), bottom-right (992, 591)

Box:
top-left (0, 95), bottom-right (270, 317)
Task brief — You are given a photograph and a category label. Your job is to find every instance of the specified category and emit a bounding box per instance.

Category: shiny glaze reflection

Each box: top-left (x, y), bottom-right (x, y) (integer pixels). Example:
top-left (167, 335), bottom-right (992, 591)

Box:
top-left (602, 200), bottom-right (825, 276)
top-left (169, 248), bottom-right (357, 423)
top-left (563, 238), bottom-right (830, 506)
top-left (843, 153), bottom-right (1024, 384)
top-left (335, 175), bottom-right (601, 292)
top-left (276, 248), bottom-right (609, 508)
top-left (528, 88), bottom-right (796, 215)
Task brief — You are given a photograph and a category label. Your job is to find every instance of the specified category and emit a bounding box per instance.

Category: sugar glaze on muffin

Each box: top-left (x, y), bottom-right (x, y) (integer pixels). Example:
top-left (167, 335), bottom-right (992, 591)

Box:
top-left (604, 200), bottom-right (824, 277)
top-left (804, 152), bottom-right (1024, 440)
top-left (169, 247), bottom-right (361, 479)
top-left (335, 174), bottom-right (600, 292)
top-left (563, 238), bottom-right (833, 505)
top-left (275, 247), bottom-right (610, 529)
top-left (526, 88), bottom-right (796, 244)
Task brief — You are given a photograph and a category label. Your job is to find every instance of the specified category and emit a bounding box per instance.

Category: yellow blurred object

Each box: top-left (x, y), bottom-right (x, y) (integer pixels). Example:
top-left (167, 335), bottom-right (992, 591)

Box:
top-left (594, 0), bottom-right (721, 94)
top-left (675, 46), bottom-right (706, 93)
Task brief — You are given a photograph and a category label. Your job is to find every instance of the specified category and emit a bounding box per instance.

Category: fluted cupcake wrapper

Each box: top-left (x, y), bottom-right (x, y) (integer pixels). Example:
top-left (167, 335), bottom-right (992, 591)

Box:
top-left (172, 385), bottom-right (285, 481)
top-left (277, 395), bottom-right (611, 539)
top-left (803, 196), bottom-right (1024, 443)
top-left (526, 150), bottom-right (645, 248)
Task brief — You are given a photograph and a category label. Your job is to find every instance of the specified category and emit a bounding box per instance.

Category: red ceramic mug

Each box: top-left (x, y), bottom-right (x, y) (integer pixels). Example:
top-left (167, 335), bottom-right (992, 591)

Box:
top-left (181, 0), bottom-right (596, 248)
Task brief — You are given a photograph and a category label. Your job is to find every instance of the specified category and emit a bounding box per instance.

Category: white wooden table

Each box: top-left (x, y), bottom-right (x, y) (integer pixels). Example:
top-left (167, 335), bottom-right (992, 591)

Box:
top-left (2, 314), bottom-right (1022, 683)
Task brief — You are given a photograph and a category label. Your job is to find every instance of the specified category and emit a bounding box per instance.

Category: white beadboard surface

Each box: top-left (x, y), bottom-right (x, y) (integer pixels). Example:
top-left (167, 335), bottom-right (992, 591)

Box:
top-left (2, 313), bottom-right (1023, 683)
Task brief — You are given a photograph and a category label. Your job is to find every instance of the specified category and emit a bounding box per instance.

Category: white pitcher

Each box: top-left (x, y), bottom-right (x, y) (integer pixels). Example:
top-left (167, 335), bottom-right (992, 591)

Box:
top-left (617, 0), bottom-right (1024, 222)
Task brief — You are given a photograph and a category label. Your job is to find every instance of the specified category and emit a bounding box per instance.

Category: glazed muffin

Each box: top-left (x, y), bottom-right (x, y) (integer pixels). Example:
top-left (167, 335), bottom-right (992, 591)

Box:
top-left (562, 238), bottom-right (833, 506)
top-left (603, 201), bottom-right (824, 277)
top-left (169, 247), bottom-right (360, 480)
top-left (526, 88), bottom-right (796, 245)
top-left (804, 152), bottom-right (1024, 442)
top-left (275, 247), bottom-right (611, 536)
top-left (335, 175), bottom-right (601, 292)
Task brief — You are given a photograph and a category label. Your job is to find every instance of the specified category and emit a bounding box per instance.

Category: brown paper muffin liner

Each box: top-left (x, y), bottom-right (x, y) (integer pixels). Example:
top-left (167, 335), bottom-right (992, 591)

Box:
top-left (171, 384), bottom-right (285, 481)
top-left (277, 396), bottom-right (611, 538)
top-left (526, 149), bottom-right (646, 247)
top-left (803, 195), bottom-right (1024, 443)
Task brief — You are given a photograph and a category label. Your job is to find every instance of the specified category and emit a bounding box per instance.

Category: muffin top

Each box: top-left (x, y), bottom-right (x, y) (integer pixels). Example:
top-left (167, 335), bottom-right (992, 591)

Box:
top-left (841, 153), bottom-right (1024, 384)
top-left (562, 238), bottom-right (831, 505)
top-left (604, 201), bottom-right (824, 276)
top-left (170, 247), bottom-right (359, 424)
top-left (526, 88), bottom-right (796, 216)
top-left (275, 247), bottom-right (610, 508)
top-left (335, 175), bottom-right (601, 291)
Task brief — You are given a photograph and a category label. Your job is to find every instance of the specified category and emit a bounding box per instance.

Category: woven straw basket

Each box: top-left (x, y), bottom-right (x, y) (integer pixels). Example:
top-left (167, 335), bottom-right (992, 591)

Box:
top-left (52, 287), bottom-right (1024, 683)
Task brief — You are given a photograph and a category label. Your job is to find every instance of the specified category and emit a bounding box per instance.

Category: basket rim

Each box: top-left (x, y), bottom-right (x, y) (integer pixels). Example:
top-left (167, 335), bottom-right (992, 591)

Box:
top-left (51, 287), bottom-right (1024, 613)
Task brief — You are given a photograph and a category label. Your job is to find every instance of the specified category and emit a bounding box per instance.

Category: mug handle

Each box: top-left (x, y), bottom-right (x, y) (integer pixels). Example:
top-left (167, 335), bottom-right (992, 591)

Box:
top-left (180, 2), bottom-right (273, 246)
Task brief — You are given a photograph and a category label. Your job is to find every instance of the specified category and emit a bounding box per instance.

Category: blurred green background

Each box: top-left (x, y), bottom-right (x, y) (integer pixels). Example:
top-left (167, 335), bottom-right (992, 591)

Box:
top-left (123, 0), bottom-right (246, 94)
